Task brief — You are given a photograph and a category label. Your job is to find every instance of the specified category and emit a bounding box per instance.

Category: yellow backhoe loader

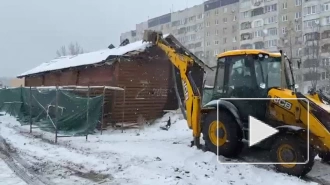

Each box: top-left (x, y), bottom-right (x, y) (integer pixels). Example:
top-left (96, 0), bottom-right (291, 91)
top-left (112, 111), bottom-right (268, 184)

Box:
top-left (142, 30), bottom-right (330, 177)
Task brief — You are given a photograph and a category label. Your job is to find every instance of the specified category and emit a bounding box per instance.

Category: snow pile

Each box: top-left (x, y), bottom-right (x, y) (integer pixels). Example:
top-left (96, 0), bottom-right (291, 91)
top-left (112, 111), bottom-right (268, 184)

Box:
top-left (18, 40), bottom-right (152, 77)
top-left (0, 112), bottom-right (318, 185)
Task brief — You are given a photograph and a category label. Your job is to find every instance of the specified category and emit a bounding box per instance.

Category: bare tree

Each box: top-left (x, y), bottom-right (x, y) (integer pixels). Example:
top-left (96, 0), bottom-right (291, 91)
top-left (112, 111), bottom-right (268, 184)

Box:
top-left (56, 42), bottom-right (85, 57)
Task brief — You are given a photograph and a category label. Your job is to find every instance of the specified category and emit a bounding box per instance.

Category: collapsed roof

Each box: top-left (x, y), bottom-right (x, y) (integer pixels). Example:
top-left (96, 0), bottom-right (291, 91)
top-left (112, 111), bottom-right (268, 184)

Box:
top-left (18, 34), bottom-right (210, 78)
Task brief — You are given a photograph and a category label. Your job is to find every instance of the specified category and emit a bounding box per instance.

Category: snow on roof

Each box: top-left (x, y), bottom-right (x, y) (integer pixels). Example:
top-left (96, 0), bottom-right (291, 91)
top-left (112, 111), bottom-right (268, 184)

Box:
top-left (18, 40), bottom-right (153, 77)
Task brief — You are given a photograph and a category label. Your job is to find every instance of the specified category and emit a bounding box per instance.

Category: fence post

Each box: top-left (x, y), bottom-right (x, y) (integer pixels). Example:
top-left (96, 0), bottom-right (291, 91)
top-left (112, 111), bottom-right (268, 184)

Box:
top-left (29, 86), bottom-right (32, 133)
top-left (101, 86), bottom-right (106, 135)
top-left (55, 86), bottom-right (59, 144)
top-left (122, 87), bottom-right (126, 133)
top-left (86, 85), bottom-right (90, 141)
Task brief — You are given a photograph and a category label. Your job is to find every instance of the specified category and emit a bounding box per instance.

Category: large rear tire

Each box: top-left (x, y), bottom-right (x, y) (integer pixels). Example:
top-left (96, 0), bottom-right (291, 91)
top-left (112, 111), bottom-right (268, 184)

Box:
top-left (202, 111), bottom-right (243, 158)
top-left (270, 134), bottom-right (314, 177)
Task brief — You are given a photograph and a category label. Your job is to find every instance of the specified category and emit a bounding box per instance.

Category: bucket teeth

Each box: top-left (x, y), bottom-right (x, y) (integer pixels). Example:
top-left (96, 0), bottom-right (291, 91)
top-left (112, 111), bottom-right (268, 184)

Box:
top-left (142, 30), bottom-right (162, 44)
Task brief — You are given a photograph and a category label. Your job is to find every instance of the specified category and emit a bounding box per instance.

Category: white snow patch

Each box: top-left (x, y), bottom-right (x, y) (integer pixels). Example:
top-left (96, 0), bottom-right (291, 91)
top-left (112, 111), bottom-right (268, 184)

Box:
top-left (0, 159), bottom-right (27, 185)
top-left (0, 112), bottom-right (319, 185)
top-left (18, 40), bottom-right (152, 77)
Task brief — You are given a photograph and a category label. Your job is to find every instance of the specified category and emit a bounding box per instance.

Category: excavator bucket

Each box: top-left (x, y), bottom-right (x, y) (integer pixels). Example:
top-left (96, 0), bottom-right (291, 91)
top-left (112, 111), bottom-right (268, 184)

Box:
top-left (142, 30), bottom-right (162, 44)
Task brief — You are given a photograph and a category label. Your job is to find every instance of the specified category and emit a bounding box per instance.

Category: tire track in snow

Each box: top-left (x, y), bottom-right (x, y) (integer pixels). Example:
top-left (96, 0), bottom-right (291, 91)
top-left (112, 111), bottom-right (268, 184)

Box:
top-left (0, 136), bottom-right (53, 185)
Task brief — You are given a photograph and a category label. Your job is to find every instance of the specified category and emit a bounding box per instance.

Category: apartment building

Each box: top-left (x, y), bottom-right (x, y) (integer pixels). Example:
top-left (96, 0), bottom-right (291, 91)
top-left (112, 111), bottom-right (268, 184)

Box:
top-left (203, 0), bottom-right (240, 66)
top-left (120, 0), bottom-right (330, 93)
top-left (239, 0), bottom-right (280, 52)
top-left (296, 0), bottom-right (330, 93)
top-left (171, 5), bottom-right (205, 60)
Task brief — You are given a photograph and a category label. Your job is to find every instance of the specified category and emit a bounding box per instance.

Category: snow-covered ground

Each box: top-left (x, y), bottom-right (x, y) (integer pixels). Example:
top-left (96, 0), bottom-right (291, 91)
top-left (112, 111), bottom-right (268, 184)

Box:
top-left (0, 111), bottom-right (319, 185)
top-left (0, 159), bottom-right (27, 185)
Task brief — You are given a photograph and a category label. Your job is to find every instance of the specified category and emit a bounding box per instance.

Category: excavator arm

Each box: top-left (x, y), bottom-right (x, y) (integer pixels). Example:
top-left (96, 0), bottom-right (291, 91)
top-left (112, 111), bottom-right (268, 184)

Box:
top-left (143, 30), bottom-right (202, 147)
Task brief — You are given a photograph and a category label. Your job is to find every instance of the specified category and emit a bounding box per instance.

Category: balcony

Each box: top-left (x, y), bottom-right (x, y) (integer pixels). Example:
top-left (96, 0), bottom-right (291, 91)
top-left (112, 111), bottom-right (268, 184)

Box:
top-left (322, 44), bottom-right (330, 53)
top-left (241, 22), bottom-right (252, 30)
top-left (251, 7), bottom-right (264, 17)
top-left (303, 58), bottom-right (320, 68)
top-left (304, 32), bottom-right (320, 42)
top-left (241, 32), bottom-right (252, 39)
top-left (254, 41), bottom-right (265, 49)
top-left (240, 44), bottom-right (253, 49)
top-left (322, 30), bottom-right (330, 42)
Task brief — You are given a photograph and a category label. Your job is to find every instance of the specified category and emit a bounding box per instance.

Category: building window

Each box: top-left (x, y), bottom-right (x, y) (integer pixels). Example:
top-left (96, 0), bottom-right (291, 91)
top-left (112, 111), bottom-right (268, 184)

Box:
top-left (233, 46), bottom-right (238, 50)
top-left (233, 36), bottom-right (237, 42)
top-left (268, 27), bottom-right (277, 36)
top-left (206, 31), bottom-right (210, 36)
top-left (282, 15), bottom-right (288, 22)
top-left (215, 20), bottom-right (219, 25)
top-left (214, 50), bottom-right (219, 56)
top-left (324, 3), bottom-right (330, 11)
top-left (265, 39), bottom-right (277, 48)
top-left (304, 19), bottom-right (319, 28)
top-left (282, 27), bottom-right (287, 34)
top-left (206, 41), bottom-right (210, 46)
top-left (206, 12), bottom-right (210, 17)
top-left (233, 16), bottom-right (237, 21)
top-left (197, 14), bottom-right (203, 20)
top-left (296, 24), bottom-right (301, 31)
top-left (232, 25), bottom-right (237, 32)
top-left (224, 38), bottom-right (227, 43)
top-left (223, 18), bottom-right (227, 23)
top-left (283, 2), bottom-right (287, 9)
top-left (295, 11), bottom-right (302, 19)
top-left (296, 48), bottom-right (302, 56)
top-left (255, 30), bottom-right (263, 37)
top-left (206, 22), bottom-right (210, 27)
top-left (306, 6), bottom-right (317, 15)
top-left (295, 0), bottom-right (302, 6)
top-left (254, 20), bottom-right (262, 27)
top-left (215, 9), bottom-right (219, 15)
top-left (215, 40), bottom-right (219, 45)
top-left (265, 4), bottom-right (277, 13)
top-left (265, 15), bottom-right (277, 24)
top-left (326, 16), bottom-right (330, 25)
top-left (224, 7), bottom-right (227, 13)
top-left (243, 11), bottom-right (249, 18)
top-left (215, 30), bottom-right (219, 35)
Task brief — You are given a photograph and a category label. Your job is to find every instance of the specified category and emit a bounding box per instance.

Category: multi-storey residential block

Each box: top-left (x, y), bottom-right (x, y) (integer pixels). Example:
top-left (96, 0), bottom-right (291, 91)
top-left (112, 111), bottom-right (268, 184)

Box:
top-left (119, 0), bottom-right (330, 93)
top-left (239, 0), bottom-right (280, 52)
top-left (203, 0), bottom-right (240, 65)
top-left (171, 5), bottom-right (205, 60)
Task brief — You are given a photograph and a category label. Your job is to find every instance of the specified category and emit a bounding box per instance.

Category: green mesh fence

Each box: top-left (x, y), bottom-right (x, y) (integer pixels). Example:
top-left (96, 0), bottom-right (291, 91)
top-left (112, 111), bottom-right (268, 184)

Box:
top-left (0, 87), bottom-right (103, 136)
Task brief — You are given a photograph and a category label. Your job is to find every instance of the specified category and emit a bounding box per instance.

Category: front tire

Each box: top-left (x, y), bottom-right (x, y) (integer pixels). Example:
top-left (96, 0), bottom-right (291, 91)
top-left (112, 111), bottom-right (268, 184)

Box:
top-left (270, 134), bottom-right (314, 177)
top-left (202, 111), bottom-right (243, 158)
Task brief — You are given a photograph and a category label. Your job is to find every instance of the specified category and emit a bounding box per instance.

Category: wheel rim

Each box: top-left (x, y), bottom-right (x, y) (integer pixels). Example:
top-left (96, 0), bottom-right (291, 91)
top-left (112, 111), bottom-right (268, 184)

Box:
top-left (277, 144), bottom-right (297, 168)
top-left (209, 121), bottom-right (227, 146)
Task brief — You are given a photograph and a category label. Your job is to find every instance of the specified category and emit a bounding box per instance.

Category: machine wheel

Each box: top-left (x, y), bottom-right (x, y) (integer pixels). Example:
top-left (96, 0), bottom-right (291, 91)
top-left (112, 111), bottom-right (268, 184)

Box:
top-left (202, 111), bottom-right (243, 158)
top-left (270, 134), bottom-right (314, 177)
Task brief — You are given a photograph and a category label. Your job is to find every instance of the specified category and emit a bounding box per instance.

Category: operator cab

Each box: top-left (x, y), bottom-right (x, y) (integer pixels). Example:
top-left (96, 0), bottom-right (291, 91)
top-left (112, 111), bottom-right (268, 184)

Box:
top-left (211, 49), bottom-right (286, 126)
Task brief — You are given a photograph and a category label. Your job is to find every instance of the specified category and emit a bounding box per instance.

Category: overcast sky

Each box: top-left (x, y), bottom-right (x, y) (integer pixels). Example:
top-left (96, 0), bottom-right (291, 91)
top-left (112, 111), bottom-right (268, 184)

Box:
top-left (0, 0), bottom-right (204, 78)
